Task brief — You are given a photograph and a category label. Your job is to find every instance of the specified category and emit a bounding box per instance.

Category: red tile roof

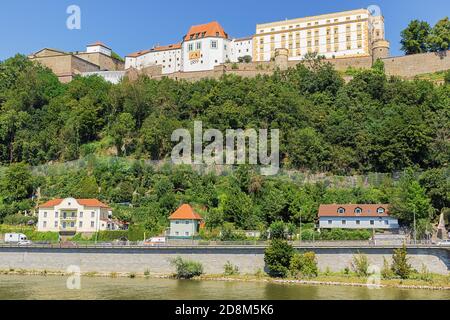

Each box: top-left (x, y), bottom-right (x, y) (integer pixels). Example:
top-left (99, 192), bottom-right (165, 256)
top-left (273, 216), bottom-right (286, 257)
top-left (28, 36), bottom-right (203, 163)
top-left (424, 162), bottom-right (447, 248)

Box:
top-left (126, 49), bottom-right (151, 58)
top-left (126, 43), bottom-right (181, 58)
top-left (152, 43), bottom-right (182, 52)
top-left (169, 204), bottom-right (203, 220)
top-left (184, 21), bottom-right (228, 41)
top-left (318, 204), bottom-right (390, 217)
top-left (39, 198), bottom-right (110, 208)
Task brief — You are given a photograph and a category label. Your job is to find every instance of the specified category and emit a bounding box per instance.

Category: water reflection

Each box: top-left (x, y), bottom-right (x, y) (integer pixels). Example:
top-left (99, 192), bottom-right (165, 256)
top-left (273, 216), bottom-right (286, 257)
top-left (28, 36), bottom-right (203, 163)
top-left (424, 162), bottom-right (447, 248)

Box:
top-left (0, 276), bottom-right (448, 300)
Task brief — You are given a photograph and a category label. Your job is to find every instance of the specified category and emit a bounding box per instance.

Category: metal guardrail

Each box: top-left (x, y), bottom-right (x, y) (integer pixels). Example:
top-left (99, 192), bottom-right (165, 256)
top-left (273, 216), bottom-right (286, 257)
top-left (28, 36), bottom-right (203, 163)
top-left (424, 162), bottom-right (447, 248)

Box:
top-left (0, 241), bottom-right (447, 250)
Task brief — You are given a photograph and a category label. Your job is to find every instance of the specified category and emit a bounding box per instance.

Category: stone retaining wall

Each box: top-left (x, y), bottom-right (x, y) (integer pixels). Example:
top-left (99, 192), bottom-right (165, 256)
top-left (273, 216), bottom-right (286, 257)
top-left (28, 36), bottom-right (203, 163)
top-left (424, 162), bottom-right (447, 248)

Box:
top-left (0, 247), bottom-right (448, 275)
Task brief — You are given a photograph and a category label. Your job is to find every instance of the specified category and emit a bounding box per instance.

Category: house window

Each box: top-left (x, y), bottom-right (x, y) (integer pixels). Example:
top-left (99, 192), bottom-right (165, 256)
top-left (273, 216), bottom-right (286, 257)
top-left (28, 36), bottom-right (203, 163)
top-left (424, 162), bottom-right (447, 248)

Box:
top-left (44, 212), bottom-right (47, 218)
top-left (185, 232), bottom-right (190, 236)
top-left (377, 208), bottom-right (385, 214)
top-left (196, 42), bottom-right (202, 50)
top-left (188, 43), bottom-right (194, 52)
top-left (79, 212), bottom-right (83, 218)
top-left (328, 220), bottom-right (332, 225)
top-left (370, 220), bottom-right (375, 225)
top-left (356, 220), bottom-right (361, 225)
top-left (91, 221), bottom-right (95, 228)
top-left (70, 222), bottom-right (75, 228)
top-left (338, 208), bottom-right (346, 214)
top-left (185, 221), bottom-right (190, 224)
top-left (211, 40), bottom-right (218, 49)
top-left (91, 212), bottom-right (95, 218)
top-left (54, 221), bottom-right (58, 228)
top-left (355, 208), bottom-right (362, 215)
top-left (79, 221), bottom-right (83, 228)
top-left (55, 212), bottom-right (58, 218)
top-left (176, 221), bottom-right (179, 224)
top-left (342, 220), bottom-right (346, 225)
top-left (175, 232), bottom-right (179, 236)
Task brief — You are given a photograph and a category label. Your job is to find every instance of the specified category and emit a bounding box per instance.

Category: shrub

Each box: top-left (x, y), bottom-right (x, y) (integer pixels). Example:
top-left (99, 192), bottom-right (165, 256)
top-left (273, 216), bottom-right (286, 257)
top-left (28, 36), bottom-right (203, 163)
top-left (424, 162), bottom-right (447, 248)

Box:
top-left (223, 261), bottom-right (240, 276)
top-left (445, 69), bottom-right (450, 84)
top-left (381, 257), bottom-right (394, 279)
top-left (391, 245), bottom-right (412, 279)
top-left (3, 214), bottom-right (36, 226)
top-left (290, 251), bottom-right (318, 278)
top-left (418, 264), bottom-right (432, 282)
top-left (264, 239), bottom-right (295, 278)
top-left (170, 257), bottom-right (203, 279)
top-left (351, 252), bottom-right (369, 277)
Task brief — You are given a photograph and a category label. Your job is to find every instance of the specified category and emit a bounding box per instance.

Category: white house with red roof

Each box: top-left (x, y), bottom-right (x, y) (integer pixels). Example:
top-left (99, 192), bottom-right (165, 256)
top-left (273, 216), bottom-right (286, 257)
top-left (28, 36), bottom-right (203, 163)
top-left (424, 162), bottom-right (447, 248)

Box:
top-left (125, 21), bottom-right (253, 74)
top-left (38, 198), bottom-right (124, 234)
top-left (168, 204), bottom-right (203, 239)
top-left (318, 204), bottom-right (399, 230)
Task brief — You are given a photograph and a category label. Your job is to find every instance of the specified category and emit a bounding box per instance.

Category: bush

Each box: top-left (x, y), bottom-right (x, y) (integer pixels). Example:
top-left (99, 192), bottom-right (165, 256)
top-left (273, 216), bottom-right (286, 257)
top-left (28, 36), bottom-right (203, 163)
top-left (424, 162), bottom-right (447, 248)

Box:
top-left (290, 251), bottom-right (318, 278)
top-left (264, 239), bottom-right (295, 278)
top-left (351, 252), bottom-right (369, 277)
top-left (391, 245), bottom-right (412, 279)
top-left (319, 229), bottom-right (371, 241)
top-left (3, 214), bottom-right (36, 226)
top-left (381, 257), bottom-right (394, 279)
top-left (223, 261), bottom-right (240, 276)
top-left (445, 69), bottom-right (450, 84)
top-left (170, 257), bottom-right (203, 279)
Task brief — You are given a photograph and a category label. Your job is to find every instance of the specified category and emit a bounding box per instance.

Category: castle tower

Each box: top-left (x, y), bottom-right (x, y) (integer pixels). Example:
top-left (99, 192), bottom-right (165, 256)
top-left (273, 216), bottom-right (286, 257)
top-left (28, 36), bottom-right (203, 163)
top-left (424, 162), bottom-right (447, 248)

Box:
top-left (274, 48), bottom-right (289, 71)
top-left (369, 14), bottom-right (390, 63)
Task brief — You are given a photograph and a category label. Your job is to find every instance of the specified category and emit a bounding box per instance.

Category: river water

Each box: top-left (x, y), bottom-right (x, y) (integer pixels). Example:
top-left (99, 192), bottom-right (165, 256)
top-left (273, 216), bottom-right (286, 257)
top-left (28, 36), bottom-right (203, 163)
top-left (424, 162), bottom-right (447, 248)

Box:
top-left (0, 275), bottom-right (448, 300)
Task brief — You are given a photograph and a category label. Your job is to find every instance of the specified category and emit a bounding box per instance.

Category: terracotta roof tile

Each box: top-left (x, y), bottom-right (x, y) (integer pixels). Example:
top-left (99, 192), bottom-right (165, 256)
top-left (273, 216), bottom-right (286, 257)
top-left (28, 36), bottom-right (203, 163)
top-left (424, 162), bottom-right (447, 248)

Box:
top-left (39, 198), bottom-right (110, 208)
top-left (318, 204), bottom-right (390, 217)
top-left (184, 21), bottom-right (228, 41)
top-left (169, 204), bottom-right (203, 220)
top-left (39, 199), bottom-right (64, 207)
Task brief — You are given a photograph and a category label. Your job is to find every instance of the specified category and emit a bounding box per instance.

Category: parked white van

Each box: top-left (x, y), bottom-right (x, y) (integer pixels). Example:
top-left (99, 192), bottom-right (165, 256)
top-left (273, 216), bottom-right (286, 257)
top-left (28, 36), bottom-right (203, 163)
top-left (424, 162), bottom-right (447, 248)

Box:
top-left (4, 233), bottom-right (28, 243)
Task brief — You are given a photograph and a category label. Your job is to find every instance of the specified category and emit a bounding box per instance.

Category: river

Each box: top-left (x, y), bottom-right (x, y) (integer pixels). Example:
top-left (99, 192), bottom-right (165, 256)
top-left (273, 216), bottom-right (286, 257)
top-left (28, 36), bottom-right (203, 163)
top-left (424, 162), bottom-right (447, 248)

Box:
top-left (0, 275), bottom-right (449, 300)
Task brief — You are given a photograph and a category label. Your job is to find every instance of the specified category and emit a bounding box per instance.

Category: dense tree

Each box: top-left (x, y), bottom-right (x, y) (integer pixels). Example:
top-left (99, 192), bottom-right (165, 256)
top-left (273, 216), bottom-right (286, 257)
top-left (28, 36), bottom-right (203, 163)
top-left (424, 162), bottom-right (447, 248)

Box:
top-left (427, 17), bottom-right (450, 52)
top-left (400, 20), bottom-right (432, 54)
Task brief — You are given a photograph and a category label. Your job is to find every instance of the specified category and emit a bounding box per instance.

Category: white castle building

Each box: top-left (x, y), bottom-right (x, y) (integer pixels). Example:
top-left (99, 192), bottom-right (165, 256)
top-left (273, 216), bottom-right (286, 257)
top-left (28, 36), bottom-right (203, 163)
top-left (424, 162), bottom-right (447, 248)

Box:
top-left (124, 8), bottom-right (388, 75)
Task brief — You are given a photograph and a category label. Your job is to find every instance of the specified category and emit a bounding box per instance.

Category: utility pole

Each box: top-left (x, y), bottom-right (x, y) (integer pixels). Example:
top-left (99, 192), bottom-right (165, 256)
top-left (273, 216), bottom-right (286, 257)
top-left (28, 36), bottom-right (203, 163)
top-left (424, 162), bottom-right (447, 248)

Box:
top-left (413, 208), bottom-right (417, 245)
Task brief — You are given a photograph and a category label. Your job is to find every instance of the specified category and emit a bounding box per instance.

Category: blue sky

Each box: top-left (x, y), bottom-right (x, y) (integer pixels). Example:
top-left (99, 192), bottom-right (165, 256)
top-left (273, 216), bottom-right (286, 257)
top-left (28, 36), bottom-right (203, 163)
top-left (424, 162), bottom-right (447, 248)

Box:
top-left (0, 0), bottom-right (449, 61)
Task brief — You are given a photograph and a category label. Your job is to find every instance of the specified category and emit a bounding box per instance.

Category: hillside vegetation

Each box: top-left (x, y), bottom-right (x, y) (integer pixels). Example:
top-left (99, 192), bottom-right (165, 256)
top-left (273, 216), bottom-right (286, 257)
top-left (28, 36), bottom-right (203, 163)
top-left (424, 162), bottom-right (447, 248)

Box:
top-left (0, 54), bottom-right (448, 238)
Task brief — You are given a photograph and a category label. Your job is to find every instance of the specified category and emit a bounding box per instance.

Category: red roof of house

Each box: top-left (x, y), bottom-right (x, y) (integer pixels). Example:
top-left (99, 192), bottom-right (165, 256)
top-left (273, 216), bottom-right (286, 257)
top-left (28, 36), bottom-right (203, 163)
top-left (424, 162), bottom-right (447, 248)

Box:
top-left (184, 21), bottom-right (228, 41)
top-left (126, 43), bottom-right (181, 58)
top-left (169, 204), bottom-right (203, 220)
top-left (318, 204), bottom-right (390, 217)
top-left (39, 198), bottom-right (110, 209)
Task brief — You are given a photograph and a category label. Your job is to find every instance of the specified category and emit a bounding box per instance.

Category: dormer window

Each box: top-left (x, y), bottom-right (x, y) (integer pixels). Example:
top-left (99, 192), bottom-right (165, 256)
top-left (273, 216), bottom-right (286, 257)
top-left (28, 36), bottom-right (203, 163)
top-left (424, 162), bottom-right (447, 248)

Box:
top-left (377, 207), bottom-right (385, 214)
top-left (337, 207), bottom-right (346, 214)
top-left (216, 32), bottom-right (220, 37)
top-left (354, 207), bottom-right (363, 215)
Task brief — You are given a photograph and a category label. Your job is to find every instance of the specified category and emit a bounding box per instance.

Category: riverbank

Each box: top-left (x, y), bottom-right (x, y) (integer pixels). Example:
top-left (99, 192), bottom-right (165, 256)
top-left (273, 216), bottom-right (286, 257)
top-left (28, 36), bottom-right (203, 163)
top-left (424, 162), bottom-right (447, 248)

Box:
top-left (1, 268), bottom-right (448, 291)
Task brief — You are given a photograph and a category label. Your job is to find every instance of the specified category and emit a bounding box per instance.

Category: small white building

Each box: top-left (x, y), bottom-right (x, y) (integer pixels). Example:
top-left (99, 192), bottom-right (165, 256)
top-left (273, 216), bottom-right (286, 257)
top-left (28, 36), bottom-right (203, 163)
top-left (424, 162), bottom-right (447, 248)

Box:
top-left (86, 42), bottom-right (112, 56)
top-left (38, 198), bottom-right (125, 234)
top-left (168, 204), bottom-right (203, 239)
top-left (318, 204), bottom-right (399, 230)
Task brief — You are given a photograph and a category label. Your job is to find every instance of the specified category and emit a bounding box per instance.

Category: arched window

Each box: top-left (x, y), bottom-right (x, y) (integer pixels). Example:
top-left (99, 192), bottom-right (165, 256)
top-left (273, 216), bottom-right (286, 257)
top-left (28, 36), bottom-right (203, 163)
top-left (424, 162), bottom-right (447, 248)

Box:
top-left (377, 207), bottom-right (385, 214)
top-left (354, 207), bottom-right (363, 215)
top-left (337, 207), bottom-right (346, 214)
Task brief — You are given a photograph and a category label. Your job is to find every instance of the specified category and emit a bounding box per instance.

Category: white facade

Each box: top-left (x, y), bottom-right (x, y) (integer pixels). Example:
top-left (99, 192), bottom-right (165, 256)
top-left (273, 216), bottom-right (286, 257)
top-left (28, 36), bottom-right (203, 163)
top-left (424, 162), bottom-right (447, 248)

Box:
top-left (38, 198), bottom-right (121, 233)
top-left (319, 216), bottom-right (399, 230)
top-left (126, 46), bottom-right (182, 74)
top-left (86, 43), bottom-right (112, 57)
top-left (82, 71), bottom-right (126, 84)
top-left (182, 37), bottom-right (232, 72)
top-left (254, 9), bottom-right (384, 61)
top-left (230, 37), bottom-right (253, 62)
top-left (169, 219), bottom-right (201, 238)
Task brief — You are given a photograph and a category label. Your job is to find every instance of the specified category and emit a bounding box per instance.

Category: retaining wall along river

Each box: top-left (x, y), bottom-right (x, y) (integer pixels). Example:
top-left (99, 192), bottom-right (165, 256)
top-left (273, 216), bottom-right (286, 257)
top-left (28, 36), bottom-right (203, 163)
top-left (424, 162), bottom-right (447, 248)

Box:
top-left (0, 246), bottom-right (448, 275)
